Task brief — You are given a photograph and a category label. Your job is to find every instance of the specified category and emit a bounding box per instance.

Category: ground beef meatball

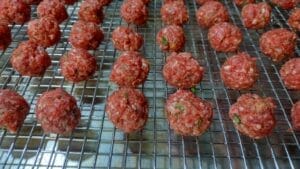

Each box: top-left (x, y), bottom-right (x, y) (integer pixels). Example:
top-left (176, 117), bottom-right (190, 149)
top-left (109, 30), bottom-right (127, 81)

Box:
top-left (0, 89), bottom-right (29, 133)
top-left (229, 94), bottom-right (276, 139)
top-left (28, 17), bottom-right (61, 47)
top-left (241, 2), bottom-right (272, 29)
top-left (271, 0), bottom-right (297, 10)
top-left (78, 0), bottom-right (104, 24)
top-left (37, 0), bottom-right (68, 24)
top-left (111, 26), bottom-right (143, 51)
top-left (156, 25), bottom-right (185, 52)
top-left (61, 0), bottom-right (78, 5)
top-left (288, 8), bottom-right (300, 31)
top-left (69, 20), bottom-right (104, 50)
top-left (23, 0), bottom-right (42, 5)
top-left (120, 0), bottom-right (148, 25)
top-left (110, 51), bottom-right (149, 87)
top-left (291, 101), bottom-right (300, 130)
top-left (196, 1), bottom-right (229, 28)
top-left (163, 52), bottom-right (204, 89)
top-left (36, 88), bottom-right (80, 134)
top-left (0, 0), bottom-right (31, 24)
top-left (0, 23), bottom-right (11, 51)
top-left (165, 90), bottom-right (213, 136)
top-left (160, 1), bottom-right (189, 25)
top-left (105, 88), bottom-right (148, 133)
top-left (259, 29), bottom-right (297, 62)
top-left (221, 52), bottom-right (258, 90)
top-left (280, 58), bottom-right (300, 90)
top-left (196, 0), bottom-right (218, 5)
top-left (234, 0), bottom-right (255, 7)
top-left (208, 22), bottom-right (243, 52)
top-left (10, 41), bottom-right (51, 76)
top-left (60, 48), bottom-right (98, 83)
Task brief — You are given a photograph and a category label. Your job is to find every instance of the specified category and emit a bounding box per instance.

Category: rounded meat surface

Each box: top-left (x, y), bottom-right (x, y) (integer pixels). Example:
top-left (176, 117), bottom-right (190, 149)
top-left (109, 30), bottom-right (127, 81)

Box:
top-left (208, 22), bottom-right (243, 52)
top-left (291, 101), bottom-right (300, 130)
top-left (241, 2), bottom-right (272, 29)
top-left (60, 48), bottom-right (98, 83)
top-left (0, 23), bottom-right (12, 50)
top-left (78, 0), bottom-right (104, 24)
top-left (229, 94), bottom-right (276, 139)
top-left (280, 58), bottom-right (300, 90)
top-left (0, 0), bottom-right (31, 24)
top-left (37, 0), bottom-right (68, 24)
top-left (288, 8), bottom-right (300, 31)
top-left (10, 41), bottom-right (51, 76)
top-left (196, 1), bottom-right (229, 28)
top-left (36, 88), bottom-right (81, 134)
top-left (110, 51), bottom-right (149, 87)
top-left (165, 90), bottom-right (213, 136)
top-left (271, 0), bottom-right (297, 10)
top-left (156, 25), bottom-right (185, 52)
top-left (221, 52), bottom-right (259, 90)
top-left (69, 20), bottom-right (104, 50)
top-left (105, 88), bottom-right (148, 133)
top-left (23, 0), bottom-right (42, 5)
top-left (234, 0), bottom-right (255, 7)
top-left (28, 17), bottom-right (61, 47)
top-left (120, 0), bottom-right (148, 25)
top-left (112, 26), bottom-right (143, 51)
top-left (163, 52), bottom-right (204, 89)
top-left (160, 1), bottom-right (189, 25)
top-left (196, 0), bottom-right (218, 5)
top-left (0, 89), bottom-right (29, 133)
top-left (260, 29), bottom-right (297, 62)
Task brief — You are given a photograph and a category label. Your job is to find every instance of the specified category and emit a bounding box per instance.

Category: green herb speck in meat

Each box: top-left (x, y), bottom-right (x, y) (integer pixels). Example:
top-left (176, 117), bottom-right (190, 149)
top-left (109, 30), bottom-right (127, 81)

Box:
top-left (161, 36), bottom-right (169, 46)
top-left (233, 114), bottom-right (241, 125)
top-left (196, 119), bottom-right (203, 128)
top-left (190, 87), bottom-right (196, 94)
top-left (175, 103), bottom-right (185, 112)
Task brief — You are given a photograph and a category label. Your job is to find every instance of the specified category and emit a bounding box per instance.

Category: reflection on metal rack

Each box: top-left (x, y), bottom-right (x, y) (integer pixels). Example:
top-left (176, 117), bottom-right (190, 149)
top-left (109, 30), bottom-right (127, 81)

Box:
top-left (0, 0), bottom-right (299, 168)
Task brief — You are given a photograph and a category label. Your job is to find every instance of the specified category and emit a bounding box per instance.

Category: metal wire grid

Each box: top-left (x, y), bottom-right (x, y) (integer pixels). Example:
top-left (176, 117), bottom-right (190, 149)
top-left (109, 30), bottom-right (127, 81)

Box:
top-left (0, 0), bottom-right (299, 168)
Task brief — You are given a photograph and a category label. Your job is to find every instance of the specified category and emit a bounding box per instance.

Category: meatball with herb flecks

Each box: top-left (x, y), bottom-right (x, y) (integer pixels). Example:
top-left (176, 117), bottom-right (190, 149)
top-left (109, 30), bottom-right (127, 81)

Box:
top-left (112, 26), bottom-right (144, 51)
top-left (156, 25), bottom-right (185, 52)
top-left (37, 0), bottom-right (68, 24)
top-left (288, 8), bottom-right (300, 31)
top-left (160, 1), bottom-right (189, 25)
top-left (120, 0), bottom-right (148, 25)
top-left (280, 58), bottom-right (300, 90)
top-left (0, 0), bottom-right (31, 24)
top-left (78, 0), bottom-right (104, 24)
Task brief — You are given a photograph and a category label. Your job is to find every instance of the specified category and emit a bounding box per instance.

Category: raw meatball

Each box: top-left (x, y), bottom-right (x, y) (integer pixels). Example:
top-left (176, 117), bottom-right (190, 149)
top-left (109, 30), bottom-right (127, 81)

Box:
top-left (37, 0), bottom-right (68, 24)
top-left (111, 26), bottom-right (143, 51)
top-left (60, 48), bottom-right (98, 83)
top-left (120, 0), bottom-right (148, 25)
top-left (0, 23), bottom-right (12, 51)
top-left (69, 20), bottom-right (104, 50)
top-left (36, 88), bottom-right (81, 134)
top-left (271, 0), bottom-right (297, 10)
top-left (241, 2), bottom-right (272, 29)
top-left (165, 89), bottom-right (213, 136)
top-left (196, 0), bottom-right (218, 5)
top-left (220, 52), bottom-right (259, 90)
top-left (229, 94), bottom-right (276, 139)
top-left (78, 0), bottom-right (104, 24)
top-left (10, 41), bottom-right (51, 76)
top-left (259, 29), bottom-right (297, 62)
top-left (0, 89), bottom-right (29, 133)
top-left (28, 17), bottom-right (61, 47)
top-left (61, 0), bottom-right (78, 5)
top-left (196, 1), bottom-right (229, 28)
top-left (288, 8), bottom-right (300, 31)
top-left (208, 22), bottom-right (243, 52)
top-left (156, 25), bottom-right (185, 52)
top-left (160, 1), bottom-right (189, 25)
top-left (105, 88), bottom-right (148, 133)
top-left (23, 0), bottom-right (42, 5)
top-left (234, 0), bottom-right (255, 7)
top-left (0, 0), bottom-right (31, 24)
top-left (110, 51), bottom-right (149, 87)
top-left (163, 52), bottom-right (204, 89)
top-left (280, 58), bottom-right (300, 90)
top-left (291, 101), bottom-right (300, 130)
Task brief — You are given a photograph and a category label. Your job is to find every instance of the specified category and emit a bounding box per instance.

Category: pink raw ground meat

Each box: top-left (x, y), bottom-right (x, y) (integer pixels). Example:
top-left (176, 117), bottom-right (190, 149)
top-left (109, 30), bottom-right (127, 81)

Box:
top-left (78, 0), bottom-right (104, 24)
top-left (60, 48), bottom-right (98, 83)
top-left (0, 0), bottom-right (31, 24)
top-left (10, 41), bottom-right (51, 76)
top-left (288, 8), bottom-right (300, 31)
top-left (291, 101), bottom-right (300, 130)
top-left (160, 1), bottom-right (189, 25)
top-left (111, 26), bottom-right (143, 51)
top-left (280, 58), bottom-right (300, 90)
top-left (163, 52), bottom-right (204, 89)
top-left (120, 0), bottom-right (148, 25)
top-left (156, 25), bottom-right (185, 52)
top-left (196, 0), bottom-right (218, 5)
top-left (165, 89), bottom-right (213, 136)
top-left (37, 0), bottom-right (68, 24)
top-left (0, 89), bottom-right (29, 133)
top-left (234, 0), bottom-right (255, 7)
top-left (105, 88), bottom-right (148, 133)
top-left (0, 23), bottom-right (11, 51)
top-left (229, 93), bottom-right (276, 139)
top-left (271, 0), bottom-right (298, 10)
top-left (36, 88), bottom-right (81, 134)
top-left (110, 51), bottom-right (149, 87)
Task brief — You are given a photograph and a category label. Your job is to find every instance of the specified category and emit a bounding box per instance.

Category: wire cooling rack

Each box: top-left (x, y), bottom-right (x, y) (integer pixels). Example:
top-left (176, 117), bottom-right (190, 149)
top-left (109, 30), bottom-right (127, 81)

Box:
top-left (0, 0), bottom-right (299, 168)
